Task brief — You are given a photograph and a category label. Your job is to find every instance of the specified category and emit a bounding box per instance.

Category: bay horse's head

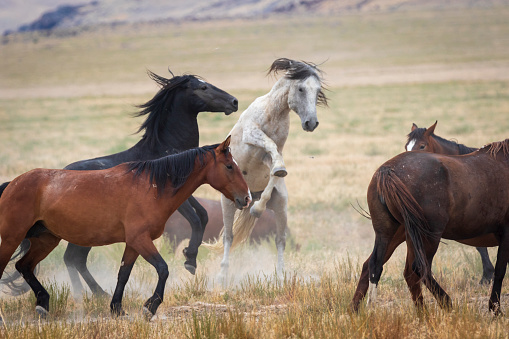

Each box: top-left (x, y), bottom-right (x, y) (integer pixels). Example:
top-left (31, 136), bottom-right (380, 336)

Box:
top-left (405, 121), bottom-right (438, 152)
top-left (268, 58), bottom-right (328, 132)
top-left (208, 136), bottom-right (252, 210)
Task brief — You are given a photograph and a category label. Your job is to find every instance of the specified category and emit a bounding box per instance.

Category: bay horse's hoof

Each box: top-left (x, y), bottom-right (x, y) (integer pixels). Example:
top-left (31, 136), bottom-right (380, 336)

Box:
top-left (142, 307), bottom-right (154, 321)
top-left (35, 305), bottom-right (49, 319)
top-left (184, 263), bottom-right (196, 275)
top-left (272, 167), bottom-right (287, 177)
top-left (182, 248), bottom-right (197, 275)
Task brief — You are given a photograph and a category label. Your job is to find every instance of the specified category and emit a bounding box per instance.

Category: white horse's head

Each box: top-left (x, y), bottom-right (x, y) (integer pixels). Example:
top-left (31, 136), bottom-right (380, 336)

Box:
top-left (268, 58), bottom-right (328, 132)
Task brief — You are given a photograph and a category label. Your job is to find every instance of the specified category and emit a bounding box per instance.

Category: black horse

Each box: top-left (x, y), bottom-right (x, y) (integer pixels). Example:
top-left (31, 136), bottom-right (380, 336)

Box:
top-left (0, 70), bottom-right (238, 296)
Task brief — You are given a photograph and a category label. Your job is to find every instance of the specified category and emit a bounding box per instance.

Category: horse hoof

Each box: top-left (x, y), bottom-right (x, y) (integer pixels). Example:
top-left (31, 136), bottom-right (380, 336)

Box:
top-left (185, 263), bottom-right (196, 275)
top-left (35, 305), bottom-right (49, 319)
top-left (142, 307), bottom-right (154, 321)
top-left (272, 167), bottom-right (287, 177)
top-left (250, 206), bottom-right (262, 218)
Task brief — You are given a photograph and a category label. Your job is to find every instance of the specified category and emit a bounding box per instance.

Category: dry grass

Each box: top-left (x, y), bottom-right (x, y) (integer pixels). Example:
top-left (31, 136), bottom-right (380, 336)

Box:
top-left (1, 6), bottom-right (509, 338)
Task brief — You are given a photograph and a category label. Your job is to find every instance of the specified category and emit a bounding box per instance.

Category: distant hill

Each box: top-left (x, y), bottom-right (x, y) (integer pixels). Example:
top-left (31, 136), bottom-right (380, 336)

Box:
top-left (3, 0), bottom-right (509, 35)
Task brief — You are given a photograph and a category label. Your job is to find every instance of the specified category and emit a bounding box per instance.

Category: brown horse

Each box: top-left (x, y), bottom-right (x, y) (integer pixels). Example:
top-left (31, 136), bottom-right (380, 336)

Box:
top-left (164, 197), bottom-right (276, 249)
top-left (351, 139), bottom-right (509, 315)
top-left (0, 137), bottom-right (251, 320)
top-left (405, 121), bottom-right (494, 284)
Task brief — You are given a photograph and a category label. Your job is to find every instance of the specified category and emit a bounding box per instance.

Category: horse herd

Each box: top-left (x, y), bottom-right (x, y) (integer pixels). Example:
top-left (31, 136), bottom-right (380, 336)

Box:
top-left (0, 58), bottom-right (507, 321)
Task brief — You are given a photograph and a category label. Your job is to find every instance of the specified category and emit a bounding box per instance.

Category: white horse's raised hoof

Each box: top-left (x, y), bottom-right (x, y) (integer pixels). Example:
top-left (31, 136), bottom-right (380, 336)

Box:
top-left (272, 166), bottom-right (288, 177)
top-left (142, 307), bottom-right (154, 321)
top-left (250, 201), bottom-right (265, 218)
top-left (35, 305), bottom-right (49, 319)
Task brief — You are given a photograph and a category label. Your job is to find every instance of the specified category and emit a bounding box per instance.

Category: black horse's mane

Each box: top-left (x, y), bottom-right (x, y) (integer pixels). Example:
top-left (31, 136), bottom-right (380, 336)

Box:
top-left (134, 70), bottom-right (202, 149)
top-left (127, 143), bottom-right (219, 194)
top-left (407, 127), bottom-right (477, 154)
top-left (267, 58), bottom-right (329, 107)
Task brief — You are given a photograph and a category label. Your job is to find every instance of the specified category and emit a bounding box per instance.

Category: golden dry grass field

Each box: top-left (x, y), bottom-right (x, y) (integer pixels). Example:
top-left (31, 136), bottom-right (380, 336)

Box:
top-left (1, 6), bottom-right (509, 338)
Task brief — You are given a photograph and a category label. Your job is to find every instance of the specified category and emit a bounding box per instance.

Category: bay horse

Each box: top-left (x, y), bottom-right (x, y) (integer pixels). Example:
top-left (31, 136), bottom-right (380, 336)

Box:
top-left (0, 138), bottom-right (251, 320)
top-left (405, 121), bottom-right (494, 284)
top-left (0, 69), bottom-right (238, 296)
top-left (351, 139), bottom-right (509, 315)
top-left (204, 58), bottom-right (328, 285)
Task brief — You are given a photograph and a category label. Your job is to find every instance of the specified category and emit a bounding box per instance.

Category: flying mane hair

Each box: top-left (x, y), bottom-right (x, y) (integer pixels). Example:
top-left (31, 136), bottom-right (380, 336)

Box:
top-left (267, 58), bottom-right (329, 107)
top-left (486, 139), bottom-right (509, 157)
top-left (127, 143), bottom-right (220, 194)
top-left (133, 69), bottom-right (202, 149)
top-left (406, 127), bottom-right (477, 154)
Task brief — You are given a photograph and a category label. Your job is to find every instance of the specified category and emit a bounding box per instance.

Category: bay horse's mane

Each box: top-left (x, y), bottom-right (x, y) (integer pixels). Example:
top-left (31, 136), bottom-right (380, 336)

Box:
top-left (134, 70), bottom-right (203, 149)
top-left (267, 58), bottom-right (329, 107)
top-left (483, 139), bottom-right (509, 158)
top-left (407, 127), bottom-right (477, 154)
top-left (127, 143), bottom-right (220, 193)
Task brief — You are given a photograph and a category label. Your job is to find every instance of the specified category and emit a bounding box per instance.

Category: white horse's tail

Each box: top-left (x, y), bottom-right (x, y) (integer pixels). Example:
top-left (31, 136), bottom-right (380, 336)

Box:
top-left (202, 209), bottom-right (257, 253)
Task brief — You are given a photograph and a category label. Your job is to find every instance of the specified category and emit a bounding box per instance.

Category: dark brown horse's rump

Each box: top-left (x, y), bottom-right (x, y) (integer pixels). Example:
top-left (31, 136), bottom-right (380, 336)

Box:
top-left (164, 197), bottom-right (276, 248)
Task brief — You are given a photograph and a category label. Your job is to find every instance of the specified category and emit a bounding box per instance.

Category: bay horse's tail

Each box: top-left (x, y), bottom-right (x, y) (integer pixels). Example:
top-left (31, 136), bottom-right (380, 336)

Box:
top-left (0, 181), bottom-right (32, 295)
top-left (374, 167), bottom-right (433, 282)
top-left (203, 208), bottom-right (257, 252)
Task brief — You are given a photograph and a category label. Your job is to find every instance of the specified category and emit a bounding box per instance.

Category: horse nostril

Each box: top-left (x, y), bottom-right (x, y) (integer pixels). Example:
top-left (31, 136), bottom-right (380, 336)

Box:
top-left (315, 121), bottom-right (319, 129)
top-left (232, 99), bottom-right (238, 109)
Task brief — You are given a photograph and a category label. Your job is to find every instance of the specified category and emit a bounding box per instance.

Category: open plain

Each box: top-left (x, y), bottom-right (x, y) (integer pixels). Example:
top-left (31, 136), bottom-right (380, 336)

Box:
top-left (1, 4), bottom-right (509, 338)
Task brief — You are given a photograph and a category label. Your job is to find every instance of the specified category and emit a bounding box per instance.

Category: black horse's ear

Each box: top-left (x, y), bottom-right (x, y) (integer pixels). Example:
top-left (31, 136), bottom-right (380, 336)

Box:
top-left (411, 123), bottom-right (418, 132)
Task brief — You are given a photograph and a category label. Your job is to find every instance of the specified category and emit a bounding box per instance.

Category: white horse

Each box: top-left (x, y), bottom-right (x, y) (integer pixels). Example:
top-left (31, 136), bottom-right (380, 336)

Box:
top-left (204, 58), bottom-right (328, 284)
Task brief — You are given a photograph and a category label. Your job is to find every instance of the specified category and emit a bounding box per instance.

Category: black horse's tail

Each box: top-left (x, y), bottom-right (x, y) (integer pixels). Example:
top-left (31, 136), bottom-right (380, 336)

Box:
top-left (0, 181), bottom-right (32, 295)
top-left (374, 167), bottom-right (434, 283)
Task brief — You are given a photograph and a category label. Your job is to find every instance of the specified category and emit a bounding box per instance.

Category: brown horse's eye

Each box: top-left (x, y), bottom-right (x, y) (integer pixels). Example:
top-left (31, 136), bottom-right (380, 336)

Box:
top-left (226, 164), bottom-right (233, 170)
top-left (420, 144), bottom-right (426, 150)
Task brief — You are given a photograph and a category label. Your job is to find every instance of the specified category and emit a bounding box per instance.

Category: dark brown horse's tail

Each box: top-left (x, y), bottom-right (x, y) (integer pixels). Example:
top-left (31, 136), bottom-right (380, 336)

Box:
top-left (375, 167), bottom-right (434, 282)
top-left (0, 181), bottom-right (32, 295)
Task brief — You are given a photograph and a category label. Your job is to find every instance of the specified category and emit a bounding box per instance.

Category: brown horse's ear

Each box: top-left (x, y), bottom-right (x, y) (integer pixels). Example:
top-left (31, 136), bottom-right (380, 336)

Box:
top-left (425, 121), bottom-right (438, 136)
top-left (220, 135), bottom-right (231, 152)
top-left (411, 123), bottom-right (418, 132)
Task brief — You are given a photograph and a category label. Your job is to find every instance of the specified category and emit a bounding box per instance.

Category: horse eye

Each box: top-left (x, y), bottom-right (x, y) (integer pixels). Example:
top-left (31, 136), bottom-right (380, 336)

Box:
top-left (298, 88), bottom-right (303, 92)
top-left (226, 164), bottom-right (233, 170)
top-left (201, 85), bottom-right (207, 90)
top-left (420, 144), bottom-right (426, 149)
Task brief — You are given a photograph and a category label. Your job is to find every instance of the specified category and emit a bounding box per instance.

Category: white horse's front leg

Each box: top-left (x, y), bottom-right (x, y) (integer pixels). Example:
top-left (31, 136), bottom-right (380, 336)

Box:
top-left (218, 194), bottom-right (236, 287)
top-left (243, 127), bottom-right (286, 177)
top-left (250, 175), bottom-right (279, 218)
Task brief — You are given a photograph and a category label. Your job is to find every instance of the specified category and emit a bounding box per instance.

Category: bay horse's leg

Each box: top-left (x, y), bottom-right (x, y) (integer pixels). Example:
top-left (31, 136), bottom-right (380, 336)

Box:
top-left (218, 194), bottom-right (236, 287)
top-left (128, 235), bottom-right (169, 319)
top-left (63, 243), bottom-right (108, 296)
top-left (110, 246), bottom-right (138, 317)
top-left (15, 233), bottom-right (61, 317)
top-left (350, 225), bottom-right (405, 312)
top-left (266, 179), bottom-right (288, 276)
top-left (475, 246), bottom-right (494, 284)
top-left (405, 238), bottom-right (452, 311)
top-left (178, 197), bottom-right (207, 275)
top-left (488, 232), bottom-right (509, 316)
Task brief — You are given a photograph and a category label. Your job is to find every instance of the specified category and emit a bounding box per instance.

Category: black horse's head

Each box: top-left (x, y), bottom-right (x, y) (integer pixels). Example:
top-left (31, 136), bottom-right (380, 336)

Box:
top-left (144, 70), bottom-right (238, 116)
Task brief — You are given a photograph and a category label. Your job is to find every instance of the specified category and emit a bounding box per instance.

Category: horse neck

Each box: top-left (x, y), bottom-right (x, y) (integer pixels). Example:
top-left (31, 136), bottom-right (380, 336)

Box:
top-left (137, 96), bottom-right (200, 156)
top-left (432, 136), bottom-right (477, 155)
top-left (263, 78), bottom-right (292, 121)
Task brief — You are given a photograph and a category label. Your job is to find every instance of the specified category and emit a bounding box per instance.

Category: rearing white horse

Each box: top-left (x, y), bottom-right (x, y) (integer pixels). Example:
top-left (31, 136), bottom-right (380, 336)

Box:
top-left (204, 58), bottom-right (328, 284)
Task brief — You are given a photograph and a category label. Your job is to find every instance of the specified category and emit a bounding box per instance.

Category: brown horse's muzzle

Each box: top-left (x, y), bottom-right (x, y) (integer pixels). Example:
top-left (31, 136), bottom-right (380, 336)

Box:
top-left (234, 191), bottom-right (252, 210)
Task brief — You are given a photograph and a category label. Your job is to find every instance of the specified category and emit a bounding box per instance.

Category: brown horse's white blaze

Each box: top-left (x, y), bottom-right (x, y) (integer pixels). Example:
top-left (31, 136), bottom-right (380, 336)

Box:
top-left (0, 137), bottom-right (249, 321)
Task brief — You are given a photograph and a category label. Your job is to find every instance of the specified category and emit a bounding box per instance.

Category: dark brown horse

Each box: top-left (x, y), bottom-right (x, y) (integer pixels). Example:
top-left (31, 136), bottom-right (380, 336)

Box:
top-left (405, 121), bottom-right (494, 284)
top-left (164, 197), bottom-right (276, 249)
top-left (351, 139), bottom-right (509, 315)
top-left (0, 137), bottom-right (251, 320)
